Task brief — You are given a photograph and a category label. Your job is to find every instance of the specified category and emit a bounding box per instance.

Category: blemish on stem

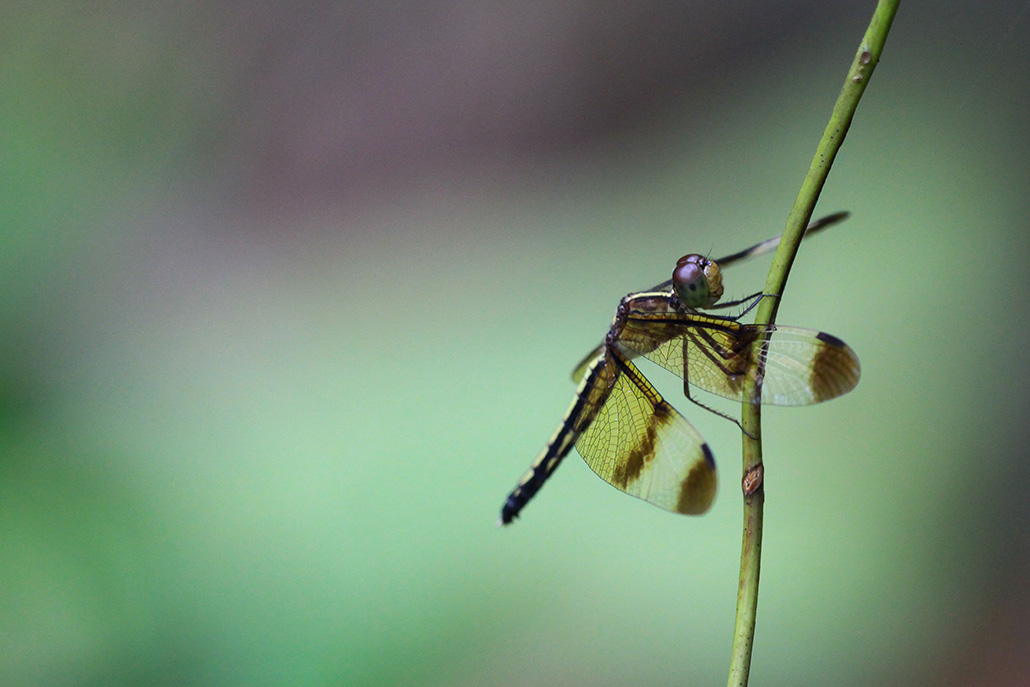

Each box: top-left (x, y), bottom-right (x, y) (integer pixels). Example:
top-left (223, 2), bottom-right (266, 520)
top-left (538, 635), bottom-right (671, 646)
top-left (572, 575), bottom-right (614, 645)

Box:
top-left (742, 463), bottom-right (764, 496)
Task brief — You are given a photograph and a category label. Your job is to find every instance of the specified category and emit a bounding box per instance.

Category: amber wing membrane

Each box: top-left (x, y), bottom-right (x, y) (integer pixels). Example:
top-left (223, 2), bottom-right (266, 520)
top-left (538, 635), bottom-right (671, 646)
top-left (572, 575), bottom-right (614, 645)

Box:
top-left (575, 349), bottom-right (717, 515)
top-left (618, 312), bottom-right (860, 406)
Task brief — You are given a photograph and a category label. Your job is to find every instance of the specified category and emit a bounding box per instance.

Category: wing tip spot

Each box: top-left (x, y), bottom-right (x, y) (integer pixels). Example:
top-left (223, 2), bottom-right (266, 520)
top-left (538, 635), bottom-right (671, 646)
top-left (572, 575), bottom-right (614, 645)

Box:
top-left (811, 336), bottom-right (861, 402)
top-left (702, 442), bottom-right (716, 469)
top-left (676, 447), bottom-right (717, 515)
top-left (815, 330), bottom-right (847, 348)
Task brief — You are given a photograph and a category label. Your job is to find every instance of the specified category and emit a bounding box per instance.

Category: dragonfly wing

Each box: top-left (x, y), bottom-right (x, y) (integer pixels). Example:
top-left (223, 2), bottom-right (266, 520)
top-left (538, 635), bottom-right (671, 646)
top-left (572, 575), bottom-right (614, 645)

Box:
top-left (575, 349), bottom-right (717, 515)
top-left (621, 315), bottom-right (859, 406)
top-left (750, 327), bottom-right (861, 405)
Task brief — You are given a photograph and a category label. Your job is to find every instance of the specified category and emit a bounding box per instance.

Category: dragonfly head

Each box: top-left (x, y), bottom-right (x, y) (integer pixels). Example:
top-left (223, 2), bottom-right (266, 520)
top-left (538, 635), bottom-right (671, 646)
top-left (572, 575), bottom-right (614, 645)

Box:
top-left (672, 254), bottom-right (724, 308)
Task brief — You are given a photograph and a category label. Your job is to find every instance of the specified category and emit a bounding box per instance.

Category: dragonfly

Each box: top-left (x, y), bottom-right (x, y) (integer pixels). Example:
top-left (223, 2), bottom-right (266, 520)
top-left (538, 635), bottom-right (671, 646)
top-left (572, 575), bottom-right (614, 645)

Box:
top-left (500, 213), bottom-right (860, 525)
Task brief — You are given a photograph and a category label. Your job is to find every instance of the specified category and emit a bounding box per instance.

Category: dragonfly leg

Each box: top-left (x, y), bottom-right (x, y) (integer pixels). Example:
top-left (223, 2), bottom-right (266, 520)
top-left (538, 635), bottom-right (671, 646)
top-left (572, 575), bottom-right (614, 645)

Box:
top-left (708, 292), bottom-right (779, 321)
top-left (680, 331), bottom-right (757, 438)
top-left (681, 384), bottom-right (756, 438)
top-left (708, 291), bottom-right (763, 310)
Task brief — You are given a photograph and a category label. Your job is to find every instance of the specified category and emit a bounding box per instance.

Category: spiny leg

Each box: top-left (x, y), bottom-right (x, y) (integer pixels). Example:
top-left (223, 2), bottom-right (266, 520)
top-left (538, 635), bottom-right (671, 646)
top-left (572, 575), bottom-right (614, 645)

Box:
top-left (706, 292), bottom-right (778, 320)
top-left (679, 327), bottom-right (758, 439)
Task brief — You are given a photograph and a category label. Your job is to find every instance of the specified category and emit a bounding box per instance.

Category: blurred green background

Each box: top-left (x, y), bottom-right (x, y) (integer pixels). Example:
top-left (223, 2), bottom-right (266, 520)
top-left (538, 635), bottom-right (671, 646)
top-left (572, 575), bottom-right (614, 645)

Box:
top-left (2, 2), bottom-right (1028, 686)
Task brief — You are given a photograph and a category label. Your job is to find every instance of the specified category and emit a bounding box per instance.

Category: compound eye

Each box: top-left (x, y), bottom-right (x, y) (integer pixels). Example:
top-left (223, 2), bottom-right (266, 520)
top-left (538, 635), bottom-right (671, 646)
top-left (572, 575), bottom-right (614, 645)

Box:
top-left (672, 254), bottom-right (710, 308)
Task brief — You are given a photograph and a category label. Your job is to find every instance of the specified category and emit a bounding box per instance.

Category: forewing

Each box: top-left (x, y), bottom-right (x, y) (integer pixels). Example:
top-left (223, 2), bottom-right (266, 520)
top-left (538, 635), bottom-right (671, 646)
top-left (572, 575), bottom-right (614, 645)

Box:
top-left (620, 317), bottom-right (860, 406)
top-left (575, 351), bottom-right (717, 515)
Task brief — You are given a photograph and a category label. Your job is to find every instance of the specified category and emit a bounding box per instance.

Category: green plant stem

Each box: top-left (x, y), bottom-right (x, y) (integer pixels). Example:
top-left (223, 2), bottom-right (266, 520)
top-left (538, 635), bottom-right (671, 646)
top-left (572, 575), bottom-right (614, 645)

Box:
top-left (726, 2), bottom-right (899, 686)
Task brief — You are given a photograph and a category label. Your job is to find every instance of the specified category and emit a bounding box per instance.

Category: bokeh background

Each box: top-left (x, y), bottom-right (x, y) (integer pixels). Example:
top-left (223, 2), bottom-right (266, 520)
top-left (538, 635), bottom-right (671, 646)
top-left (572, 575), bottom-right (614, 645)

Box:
top-left (3, 2), bottom-right (1028, 686)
